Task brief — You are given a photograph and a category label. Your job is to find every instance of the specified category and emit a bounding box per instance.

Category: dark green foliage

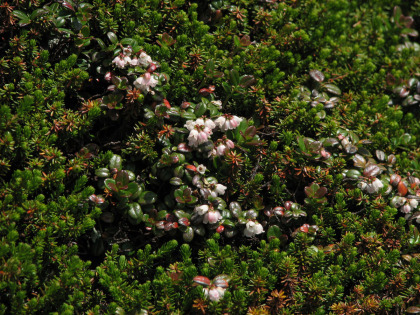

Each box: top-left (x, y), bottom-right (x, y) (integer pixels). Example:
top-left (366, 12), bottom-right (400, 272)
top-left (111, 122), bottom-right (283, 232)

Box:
top-left (1, 0), bottom-right (420, 313)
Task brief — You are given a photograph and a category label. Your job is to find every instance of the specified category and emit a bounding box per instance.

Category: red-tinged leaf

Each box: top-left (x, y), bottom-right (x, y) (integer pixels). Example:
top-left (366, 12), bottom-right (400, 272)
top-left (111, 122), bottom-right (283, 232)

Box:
top-left (309, 69), bottom-right (325, 82)
top-left (62, 1), bottom-right (75, 11)
top-left (406, 306), bottom-right (420, 314)
top-left (185, 164), bottom-right (197, 172)
top-left (398, 181), bottom-right (408, 196)
top-left (104, 179), bottom-right (118, 192)
top-left (299, 224), bottom-right (309, 233)
top-left (199, 88), bottom-right (213, 96)
top-left (239, 34), bottom-right (251, 46)
top-left (363, 164), bottom-right (380, 177)
top-left (193, 276), bottom-right (211, 286)
top-left (115, 170), bottom-right (129, 190)
top-left (214, 278), bottom-right (229, 288)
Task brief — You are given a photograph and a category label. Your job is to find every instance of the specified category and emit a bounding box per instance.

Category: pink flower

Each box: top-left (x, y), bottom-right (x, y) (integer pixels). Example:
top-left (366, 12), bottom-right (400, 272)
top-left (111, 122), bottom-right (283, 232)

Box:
top-left (112, 55), bottom-right (131, 69)
top-left (104, 72), bottom-right (112, 81)
top-left (211, 138), bottom-right (235, 157)
top-left (138, 52), bottom-right (153, 67)
top-left (185, 118), bottom-right (215, 147)
top-left (133, 72), bottom-right (158, 93)
top-left (203, 287), bottom-right (225, 302)
top-left (214, 114), bottom-right (243, 131)
top-left (203, 210), bottom-right (222, 224)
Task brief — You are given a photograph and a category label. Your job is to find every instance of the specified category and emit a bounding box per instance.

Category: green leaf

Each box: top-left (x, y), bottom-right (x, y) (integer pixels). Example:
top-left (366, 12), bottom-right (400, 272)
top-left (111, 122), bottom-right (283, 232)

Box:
top-left (96, 38), bottom-right (106, 49)
top-left (80, 25), bottom-right (90, 37)
top-left (30, 9), bottom-right (47, 20)
top-left (194, 102), bottom-right (207, 117)
top-left (121, 38), bottom-right (138, 46)
top-left (107, 32), bottom-right (118, 44)
top-left (104, 179), bottom-right (118, 192)
top-left (229, 69), bottom-right (240, 86)
top-left (128, 203), bottom-right (143, 225)
top-left (95, 168), bottom-right (110, 178)
top-left (115, 170), bottom-right (129, 190)
top-left (138, 191), bottom-right (157, 205)
top-left (13, 10), bottom-right (30, 21)
top-left (267, 225), bottom-right (282, 240)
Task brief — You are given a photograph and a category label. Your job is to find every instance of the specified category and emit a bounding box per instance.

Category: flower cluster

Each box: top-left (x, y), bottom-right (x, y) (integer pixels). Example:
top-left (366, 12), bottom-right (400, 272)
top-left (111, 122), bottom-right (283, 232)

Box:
top-left (185, 118), bottom-right (216, 147)
top-left (112, 48), bottom-right (154, 69)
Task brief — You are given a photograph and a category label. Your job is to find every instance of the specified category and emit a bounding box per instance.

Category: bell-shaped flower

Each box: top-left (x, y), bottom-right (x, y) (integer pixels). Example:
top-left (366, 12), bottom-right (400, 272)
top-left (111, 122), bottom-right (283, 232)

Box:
top-left (211, 138), bottom-right (235, 156)
top-left (203, 287), bottom-right (225, 302)
top-left (133, 72), bottom-right (158, 93)
top-left (203, 209), bottom-right (222, 224)
top-left (244, 220), bottom-right (264, 237)
top-left (138, 52), bottom-right (153, 67)
top-left (214, 114), bottom-right (243, 131)
top-left (195, 204), bottom-right (209, 216)
top-left (185, 118), bottom-right (215, 147)
top-left (112, 54), bottom-right (131, 69)
top-left (358, 178), bottom-right (383, 194)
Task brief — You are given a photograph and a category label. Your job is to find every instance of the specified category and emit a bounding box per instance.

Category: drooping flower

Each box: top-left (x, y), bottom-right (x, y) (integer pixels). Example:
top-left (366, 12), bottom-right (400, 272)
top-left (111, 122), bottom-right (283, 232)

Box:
top-left (214, 114), bottom-right (243, 131)
top-left (112, 54), bottom-right (131, 69)
top-left (195, 204), bottom-right (209, 216)
top-left (138, 52), bottom-right (153, 67)
top-left (133, 72), bottom-right (158, 93)
top-left (203, 287), bottom-right (226, 302)
top-left (211, 137), bottom-right (235, 156)
top-left (185, 118), bottom-right (215, 147)
top-left (244, 220), bottom-right (264, 237)
top-left (203, 209), bottom-right (222, 224)
top-left (214, 184), bottom-right (227, 196)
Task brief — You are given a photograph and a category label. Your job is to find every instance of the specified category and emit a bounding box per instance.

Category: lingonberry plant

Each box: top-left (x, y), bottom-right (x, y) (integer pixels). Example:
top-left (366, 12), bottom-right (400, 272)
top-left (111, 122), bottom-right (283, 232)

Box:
top-left (1, 0), bottom-right (420, 313)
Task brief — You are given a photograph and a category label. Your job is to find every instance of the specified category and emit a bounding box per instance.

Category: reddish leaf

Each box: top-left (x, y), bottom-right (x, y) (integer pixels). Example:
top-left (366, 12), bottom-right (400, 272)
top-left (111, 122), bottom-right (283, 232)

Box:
top-left (62, 1), bottom-right (75, 11)
top-left (193, 276), bottom-right (211, 286)
top-left (398, 181), bottom-right (408, 196)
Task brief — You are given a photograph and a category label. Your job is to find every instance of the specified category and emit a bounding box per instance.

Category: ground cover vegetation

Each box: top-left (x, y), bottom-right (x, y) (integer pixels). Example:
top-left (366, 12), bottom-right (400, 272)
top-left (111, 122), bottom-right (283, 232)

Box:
top-left (1, 0), bottom-right (420, 313)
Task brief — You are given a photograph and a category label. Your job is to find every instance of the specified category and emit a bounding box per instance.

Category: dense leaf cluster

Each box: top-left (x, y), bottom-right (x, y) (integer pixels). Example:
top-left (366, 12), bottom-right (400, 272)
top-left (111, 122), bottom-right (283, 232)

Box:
top-left (1, 0), bottom-right (420, 313)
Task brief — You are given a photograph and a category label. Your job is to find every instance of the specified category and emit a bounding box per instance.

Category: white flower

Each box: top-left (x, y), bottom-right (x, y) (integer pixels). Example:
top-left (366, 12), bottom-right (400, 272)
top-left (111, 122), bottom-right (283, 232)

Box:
top-left (195, 205), bottom-right (209, 216)
top-left (211, 138), bottom-right (235, 157)
top-left (214, 115), bottom-right (243, 131)
top-left (185, 120), bottom-right (196, 131)
top-left (214, 184), bottom-right (227, 196)
top-left (188, 129), bottom-right (210, 147)
top-left (400, 204), bottom-right (412, 214)
top-left (358, 178), bottom-right (384, 194)
top-left (244, 220), bottom-right (264, 237)
top-left (197, 164), bottom-right (207, 174)
top-left (123, 46), bottom-right (132, 56)
top-left (203, 287), bottom-right (225, 302)
top-left (203, 210), bottom-right (222, 224)
top-left (185, 118), bottom-right (215, 147)
top-left (133, 73), bottom-right (158, 93)
top-left (409, 198), bottom-right (419, 209)
top-left (112, 55), bottom-right (131, 69)
top-left (365, 178), bottom-right (384, 194)
top-left (214, 143), bottom-right (227, 156)
top-left (138, 52), bottom-right (153, 67)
